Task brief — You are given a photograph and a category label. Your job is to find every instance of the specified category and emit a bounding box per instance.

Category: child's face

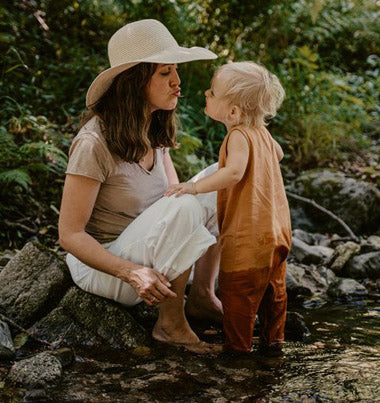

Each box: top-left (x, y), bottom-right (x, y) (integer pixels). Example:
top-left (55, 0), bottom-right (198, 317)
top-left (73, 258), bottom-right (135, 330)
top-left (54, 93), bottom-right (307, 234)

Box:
top-left (204, 73), bottom-right (230, 124)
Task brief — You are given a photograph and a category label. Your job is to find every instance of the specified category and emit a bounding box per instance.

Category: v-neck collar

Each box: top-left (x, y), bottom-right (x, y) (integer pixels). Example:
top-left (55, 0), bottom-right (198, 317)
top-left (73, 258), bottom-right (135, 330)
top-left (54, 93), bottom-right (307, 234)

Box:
top-left (137, 149), bottom-right (156, 175)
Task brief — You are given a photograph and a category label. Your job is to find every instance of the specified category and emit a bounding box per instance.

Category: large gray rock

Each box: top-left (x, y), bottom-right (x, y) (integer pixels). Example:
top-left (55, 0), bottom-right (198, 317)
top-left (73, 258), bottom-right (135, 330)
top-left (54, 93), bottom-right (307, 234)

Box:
top-left (0, 320), bottom-right (15, 360)
top-left (328, 241), bottom-right (361, 273)
top-left (290, 205), bottom-right (316, 233)
top-left (290, 237), bottom-right (334, 265)
top-left (292, 229), bottom-right (314, 245)
top-left (344, 252), bottom-right (380, 279)
top-left (292, 229), bottom-right (330, 246)
top-left (60, 287), bottom-right (149, 349)
top-left (360, 236), bottom-right (380, 254)
top-left (8, 352), bottom-right (62, 387)
top-left (285, 311), bottom-right (310, 341)
top-left (29, 306), bottom-right (102, 348)
top-left (289, 170), bottom-right (380, 234)
top-left (0, 242), bottom-right (72, 327)
top-left (286, 262), bottom-right (336, 299)
top-left (327, 278), bottom-right (368, 301)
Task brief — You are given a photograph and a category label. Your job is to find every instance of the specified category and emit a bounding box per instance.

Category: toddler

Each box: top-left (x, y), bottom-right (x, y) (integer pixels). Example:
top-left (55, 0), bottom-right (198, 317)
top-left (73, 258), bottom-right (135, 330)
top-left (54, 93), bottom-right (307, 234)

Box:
top-left (166, 61), bottom-right (291, 354)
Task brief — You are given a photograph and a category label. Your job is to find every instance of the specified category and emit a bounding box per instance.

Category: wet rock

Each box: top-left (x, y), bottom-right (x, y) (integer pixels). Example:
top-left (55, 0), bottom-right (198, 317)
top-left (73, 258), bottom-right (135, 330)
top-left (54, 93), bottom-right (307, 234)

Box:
top-left (328, 241), bottom-right (361, 273)
top-left (0, 251), bottom-right (14, 268)
top-left (360, 236), bottom-right (380, 254)
top-left (289, 169), bottom-right (380, 235)
top-left (301, 296), bottom-right (327, 309)
top-left (292, 229), bottom-right (330, 247)
top-left (327, 278), bottom-right (368, 301)
top-left (8, 352), bottom-right (62, 387)
top-left (51, 347), bottom-right (74, 368)
top-left (60, 287), bottom-right (149, 349)
top-left (344, 252), bottom-right (380, 279)
top-left (286, 264), bottom-right (313, 298)
top-left (23, 388), bottom-right (49, 402)
top-left (292, 229), bottom-right (315, 245)
top-left (290, 237), bottom-right (334, 265)
top-left (285, 311), bottom-right (311, 341)
top-left (290, 206), bottom-right (316, 233)
top-left (0, 242), bottom-right (72, 327)
top-left (128, 303), bottom-right (159, 332)
top-left (286, 262), bottom-right (336, 300)
top-left (29, 306), bottom-right (101, 348)
top-left (0, 320), bottom-right (15, 360)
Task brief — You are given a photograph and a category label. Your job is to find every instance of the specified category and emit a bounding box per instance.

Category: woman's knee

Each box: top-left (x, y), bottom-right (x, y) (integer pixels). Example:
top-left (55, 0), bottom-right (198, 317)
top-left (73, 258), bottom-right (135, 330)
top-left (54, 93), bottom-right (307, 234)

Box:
top-left (170, 194), bottom-right (203, 220)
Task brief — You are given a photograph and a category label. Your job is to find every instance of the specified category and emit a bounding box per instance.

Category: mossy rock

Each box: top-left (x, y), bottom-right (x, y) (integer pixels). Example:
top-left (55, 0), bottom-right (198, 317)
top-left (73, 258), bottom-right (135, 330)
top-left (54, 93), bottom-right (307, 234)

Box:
top-left (0, 242), bottom-right (72, 327)
top-left (289, 169), bottom-right (380, 235)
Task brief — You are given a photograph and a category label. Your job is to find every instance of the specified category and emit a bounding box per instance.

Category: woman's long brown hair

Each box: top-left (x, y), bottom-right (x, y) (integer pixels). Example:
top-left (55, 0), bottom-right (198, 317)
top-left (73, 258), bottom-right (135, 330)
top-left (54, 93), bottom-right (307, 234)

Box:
top-left (81, 63), bottom-right (177, 162)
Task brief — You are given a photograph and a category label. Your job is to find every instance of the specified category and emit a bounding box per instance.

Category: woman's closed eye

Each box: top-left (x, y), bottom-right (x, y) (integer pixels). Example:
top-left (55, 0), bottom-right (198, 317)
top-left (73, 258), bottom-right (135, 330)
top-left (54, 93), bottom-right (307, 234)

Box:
top-left (160, 66), bottom-right (178, 76)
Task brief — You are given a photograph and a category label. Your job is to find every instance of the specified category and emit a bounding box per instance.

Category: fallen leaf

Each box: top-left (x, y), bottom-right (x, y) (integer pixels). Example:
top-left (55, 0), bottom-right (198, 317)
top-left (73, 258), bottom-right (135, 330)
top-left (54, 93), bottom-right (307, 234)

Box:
top-left (13, 333), bottom-right (29, 349)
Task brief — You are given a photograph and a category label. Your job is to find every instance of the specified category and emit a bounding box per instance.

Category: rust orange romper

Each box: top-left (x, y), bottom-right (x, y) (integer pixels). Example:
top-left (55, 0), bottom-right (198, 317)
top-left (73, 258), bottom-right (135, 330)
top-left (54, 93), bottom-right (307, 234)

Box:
top-left (217, 126), bottom-right (292, 353)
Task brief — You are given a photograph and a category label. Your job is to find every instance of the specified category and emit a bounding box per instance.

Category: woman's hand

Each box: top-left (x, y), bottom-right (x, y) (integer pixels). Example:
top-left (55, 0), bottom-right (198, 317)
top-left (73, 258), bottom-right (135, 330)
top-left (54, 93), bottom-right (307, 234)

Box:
top-left (165, 182), bottom-right (197, 197)
top-left (126, 265), bottom-right (177, 306)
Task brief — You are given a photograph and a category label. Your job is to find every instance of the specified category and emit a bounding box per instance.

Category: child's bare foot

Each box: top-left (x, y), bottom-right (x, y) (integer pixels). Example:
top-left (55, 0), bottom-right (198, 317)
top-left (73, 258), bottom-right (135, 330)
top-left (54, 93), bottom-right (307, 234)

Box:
top-left (185, 293), bottom-right (223, 323)
top-left (152, 321), bottom-right (221, 354)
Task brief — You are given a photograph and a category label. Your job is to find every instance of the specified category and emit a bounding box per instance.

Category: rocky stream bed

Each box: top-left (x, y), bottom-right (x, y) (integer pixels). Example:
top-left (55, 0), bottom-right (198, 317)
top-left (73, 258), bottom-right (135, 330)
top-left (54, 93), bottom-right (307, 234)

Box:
top-left (0, 169), bottom-right (379, 402)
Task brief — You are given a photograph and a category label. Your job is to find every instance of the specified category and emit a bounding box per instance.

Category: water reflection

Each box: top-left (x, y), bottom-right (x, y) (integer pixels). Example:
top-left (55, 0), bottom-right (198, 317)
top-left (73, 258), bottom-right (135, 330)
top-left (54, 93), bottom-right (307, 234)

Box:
top-left (1, 303), bottom-right (379, 402)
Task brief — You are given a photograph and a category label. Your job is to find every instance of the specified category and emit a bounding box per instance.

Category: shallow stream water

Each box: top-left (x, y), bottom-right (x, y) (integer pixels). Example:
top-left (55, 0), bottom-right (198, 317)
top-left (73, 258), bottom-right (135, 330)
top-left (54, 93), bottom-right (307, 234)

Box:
top-left (1, 302), bottom-right (380, 402)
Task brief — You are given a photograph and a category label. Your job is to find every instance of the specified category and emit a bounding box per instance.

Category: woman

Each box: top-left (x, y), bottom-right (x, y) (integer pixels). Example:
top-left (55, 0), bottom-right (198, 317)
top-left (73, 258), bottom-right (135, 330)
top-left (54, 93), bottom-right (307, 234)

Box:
top-left (59, 19), bottom-right (222, 353)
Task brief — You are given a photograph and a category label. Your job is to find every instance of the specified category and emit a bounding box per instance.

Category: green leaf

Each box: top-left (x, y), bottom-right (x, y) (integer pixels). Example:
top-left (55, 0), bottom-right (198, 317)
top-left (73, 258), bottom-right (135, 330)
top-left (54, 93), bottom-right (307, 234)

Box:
top-left (13, 333), bottom-right (29, 349)
top-left (311, 0), bottom-right (325, 23)
top-left (0, 33), bottom-right (14, 43)
top-left (5, 63), bottom-right (28, 74)
top-left (0, 169), bottom-right (31, 190)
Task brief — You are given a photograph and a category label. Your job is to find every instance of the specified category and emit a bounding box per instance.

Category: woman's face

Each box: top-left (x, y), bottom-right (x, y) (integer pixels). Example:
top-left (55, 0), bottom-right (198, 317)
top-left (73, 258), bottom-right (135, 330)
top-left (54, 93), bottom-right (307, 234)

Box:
top-left (146, 64), bottom-right (181, 112)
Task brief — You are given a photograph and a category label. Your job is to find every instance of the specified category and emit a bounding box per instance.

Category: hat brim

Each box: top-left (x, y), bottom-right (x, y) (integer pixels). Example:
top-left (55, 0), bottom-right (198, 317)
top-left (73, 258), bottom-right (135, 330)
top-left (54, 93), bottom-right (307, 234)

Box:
top-left (86, 46), bottom-right (217, 107)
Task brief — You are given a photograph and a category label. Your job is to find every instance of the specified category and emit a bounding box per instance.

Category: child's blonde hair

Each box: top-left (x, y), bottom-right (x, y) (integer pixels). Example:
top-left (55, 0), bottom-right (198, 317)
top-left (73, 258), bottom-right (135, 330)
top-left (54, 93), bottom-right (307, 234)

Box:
top-left (215, 61), bottom-right (285, 127)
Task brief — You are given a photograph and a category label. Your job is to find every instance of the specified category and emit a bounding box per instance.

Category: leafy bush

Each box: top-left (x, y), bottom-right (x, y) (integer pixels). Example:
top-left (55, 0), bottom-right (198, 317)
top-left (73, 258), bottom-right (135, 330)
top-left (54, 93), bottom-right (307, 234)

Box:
top-left (0, 0), bottom-right (378, 248)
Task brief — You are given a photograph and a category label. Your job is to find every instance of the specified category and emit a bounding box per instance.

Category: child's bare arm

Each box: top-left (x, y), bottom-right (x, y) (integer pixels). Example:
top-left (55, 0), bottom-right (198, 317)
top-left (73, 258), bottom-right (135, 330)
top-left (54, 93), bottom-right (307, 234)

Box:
top-left (273, 139), bottom-right (284, 162)
top-left (166, 129), bottom-right (249, 197)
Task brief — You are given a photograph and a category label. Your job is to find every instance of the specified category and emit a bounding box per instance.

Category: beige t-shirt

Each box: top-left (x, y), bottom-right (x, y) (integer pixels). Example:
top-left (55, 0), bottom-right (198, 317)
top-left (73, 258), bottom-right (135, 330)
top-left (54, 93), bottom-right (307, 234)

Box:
top-left (66, 116), bottom-right (168, 243)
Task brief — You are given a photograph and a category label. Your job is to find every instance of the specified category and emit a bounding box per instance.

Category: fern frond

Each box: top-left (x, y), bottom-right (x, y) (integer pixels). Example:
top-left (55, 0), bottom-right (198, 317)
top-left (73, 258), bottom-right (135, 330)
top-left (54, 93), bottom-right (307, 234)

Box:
top-left (0, 169), bottom-right (31, 190)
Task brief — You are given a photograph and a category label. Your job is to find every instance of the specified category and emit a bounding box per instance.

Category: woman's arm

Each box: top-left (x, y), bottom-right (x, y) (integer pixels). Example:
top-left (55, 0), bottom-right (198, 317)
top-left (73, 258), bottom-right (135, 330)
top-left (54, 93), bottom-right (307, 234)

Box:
top-left (162, 150), bottom-right (179, 186)
top-left (59, 174), bottom-right (176, 305)
top-left (165, 129), bottom-right (249, 197)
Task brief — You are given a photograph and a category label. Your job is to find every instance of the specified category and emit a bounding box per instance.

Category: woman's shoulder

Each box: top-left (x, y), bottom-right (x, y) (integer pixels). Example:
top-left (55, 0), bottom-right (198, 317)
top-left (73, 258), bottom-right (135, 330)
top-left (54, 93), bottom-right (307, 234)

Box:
top-left (69, 116), bottom-right (112, 161)
top-left (76, 116), bottom-right (104, 142)
top-left (71, 116), bottom-right (110, 153)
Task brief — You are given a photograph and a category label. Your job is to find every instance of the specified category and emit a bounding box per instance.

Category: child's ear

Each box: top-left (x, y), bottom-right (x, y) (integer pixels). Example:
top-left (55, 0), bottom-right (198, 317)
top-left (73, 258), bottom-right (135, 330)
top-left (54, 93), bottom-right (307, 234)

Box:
top-left (229, 105), bottom-right (242, 124)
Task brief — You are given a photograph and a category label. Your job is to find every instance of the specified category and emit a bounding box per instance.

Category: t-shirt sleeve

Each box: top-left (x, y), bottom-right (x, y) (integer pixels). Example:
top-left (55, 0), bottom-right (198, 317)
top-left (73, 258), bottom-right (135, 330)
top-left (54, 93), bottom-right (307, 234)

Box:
top-left (65, 132), bottom-right (111, 182)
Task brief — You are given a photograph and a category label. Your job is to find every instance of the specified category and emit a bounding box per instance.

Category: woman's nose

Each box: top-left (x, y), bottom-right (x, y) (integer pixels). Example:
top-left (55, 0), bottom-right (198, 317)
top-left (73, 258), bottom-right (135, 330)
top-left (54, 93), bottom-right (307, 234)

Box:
top-left (205, 89), bottom-right (210, 97)
top-left (171, 69), bottom-right (181, 86)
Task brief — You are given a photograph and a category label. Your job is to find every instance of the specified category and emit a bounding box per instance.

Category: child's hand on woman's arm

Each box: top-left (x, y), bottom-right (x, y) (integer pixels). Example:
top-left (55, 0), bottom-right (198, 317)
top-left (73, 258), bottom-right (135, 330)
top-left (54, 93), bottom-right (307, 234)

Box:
top-left (167, 129), bottom-right (249, 196)
top-left (165, 182), bottom-right (197, 197)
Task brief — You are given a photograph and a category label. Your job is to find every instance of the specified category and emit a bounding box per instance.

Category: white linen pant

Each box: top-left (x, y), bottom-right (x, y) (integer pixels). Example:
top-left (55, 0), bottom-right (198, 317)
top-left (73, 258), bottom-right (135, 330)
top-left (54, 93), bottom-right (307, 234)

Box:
top-left (67, 163), bottom-right (219, 306)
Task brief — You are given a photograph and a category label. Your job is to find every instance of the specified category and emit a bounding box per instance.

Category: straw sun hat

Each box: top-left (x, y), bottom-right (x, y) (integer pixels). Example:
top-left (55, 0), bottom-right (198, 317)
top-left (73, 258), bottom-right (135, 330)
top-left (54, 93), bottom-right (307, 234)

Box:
top-left (86, 19), bottom-right (217, 107)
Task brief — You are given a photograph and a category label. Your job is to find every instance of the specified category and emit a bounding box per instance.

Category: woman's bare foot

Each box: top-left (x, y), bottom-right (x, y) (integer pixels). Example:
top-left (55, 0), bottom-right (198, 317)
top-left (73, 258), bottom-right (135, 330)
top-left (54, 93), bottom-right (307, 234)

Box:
top-left (185, 293), bottom-right (224, 324)
top-left (152, 320), bottom-right (221, 354)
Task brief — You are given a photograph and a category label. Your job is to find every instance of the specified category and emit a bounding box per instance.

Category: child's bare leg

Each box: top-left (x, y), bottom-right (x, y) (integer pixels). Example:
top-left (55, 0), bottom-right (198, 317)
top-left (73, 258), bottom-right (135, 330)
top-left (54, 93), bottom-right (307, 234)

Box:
top-left (186, 240), bottom-right (223, 323)
top-left (153, 268), bottom-right (221, 353)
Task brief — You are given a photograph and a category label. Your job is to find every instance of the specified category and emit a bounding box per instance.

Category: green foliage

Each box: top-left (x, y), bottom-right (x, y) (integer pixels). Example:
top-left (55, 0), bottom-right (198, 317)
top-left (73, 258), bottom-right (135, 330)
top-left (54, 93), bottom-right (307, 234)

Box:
top-left (0, 0), bottom-right (378, 248)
